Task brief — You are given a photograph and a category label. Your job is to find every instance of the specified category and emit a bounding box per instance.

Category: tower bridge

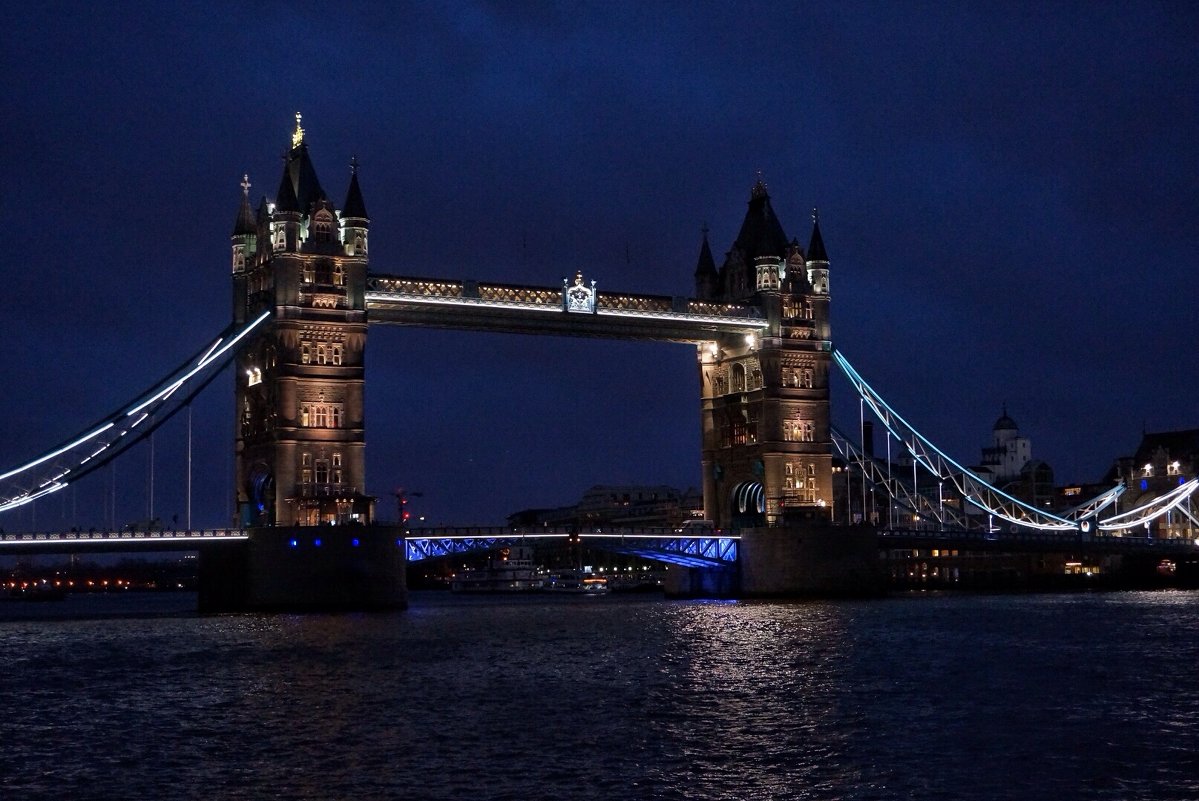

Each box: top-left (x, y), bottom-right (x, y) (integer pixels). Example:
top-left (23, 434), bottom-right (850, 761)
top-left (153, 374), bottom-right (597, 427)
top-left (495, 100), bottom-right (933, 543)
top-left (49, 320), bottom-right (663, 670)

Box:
top-left (2, 116), bottom-right (1197, 609)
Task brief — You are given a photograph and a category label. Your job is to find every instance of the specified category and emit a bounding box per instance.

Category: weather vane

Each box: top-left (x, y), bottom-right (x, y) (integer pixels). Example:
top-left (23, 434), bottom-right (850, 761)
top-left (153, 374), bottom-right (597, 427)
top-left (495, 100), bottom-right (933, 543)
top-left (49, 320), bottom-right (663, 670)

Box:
top-left (240, 174), bottom-right (251, 197)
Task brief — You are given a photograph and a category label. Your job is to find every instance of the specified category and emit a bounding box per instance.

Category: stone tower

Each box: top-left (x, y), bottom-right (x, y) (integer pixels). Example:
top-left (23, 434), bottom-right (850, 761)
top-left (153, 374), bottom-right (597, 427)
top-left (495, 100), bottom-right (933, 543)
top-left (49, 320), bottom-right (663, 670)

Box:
top-left (696, 181), bottom-right (833, 528)
top-left (231, 115), bottom-right (372, 526)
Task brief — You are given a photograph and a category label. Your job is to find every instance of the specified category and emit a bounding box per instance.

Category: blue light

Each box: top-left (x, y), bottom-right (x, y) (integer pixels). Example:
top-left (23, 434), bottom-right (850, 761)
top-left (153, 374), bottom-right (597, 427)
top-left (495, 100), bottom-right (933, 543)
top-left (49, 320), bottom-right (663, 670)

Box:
top-left (1181, 477), bottom-right (1187, 486)
top-left (314, 538), bottom-right (322, 547)
top-left (1141, 479), bottom-right (1149, 491)
top-left (396, 538), bottom-right (403, 546)
top-left (351, 538), bottom-right (360, 547)
top-left (289, 539), bottom-right (298, 548)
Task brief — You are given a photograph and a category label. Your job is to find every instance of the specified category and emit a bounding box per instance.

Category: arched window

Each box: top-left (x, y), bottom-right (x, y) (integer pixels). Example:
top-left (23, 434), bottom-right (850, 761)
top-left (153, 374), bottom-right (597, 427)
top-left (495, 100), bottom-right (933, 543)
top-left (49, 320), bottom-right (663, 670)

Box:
top-left (731, 363), bottom-right (746, 393)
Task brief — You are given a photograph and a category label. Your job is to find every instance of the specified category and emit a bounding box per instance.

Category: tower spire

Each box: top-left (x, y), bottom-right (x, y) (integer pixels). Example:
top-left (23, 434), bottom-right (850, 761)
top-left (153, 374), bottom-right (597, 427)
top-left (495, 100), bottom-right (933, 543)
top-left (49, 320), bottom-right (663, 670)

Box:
top-left (292, 111), bottom-right (305, 148)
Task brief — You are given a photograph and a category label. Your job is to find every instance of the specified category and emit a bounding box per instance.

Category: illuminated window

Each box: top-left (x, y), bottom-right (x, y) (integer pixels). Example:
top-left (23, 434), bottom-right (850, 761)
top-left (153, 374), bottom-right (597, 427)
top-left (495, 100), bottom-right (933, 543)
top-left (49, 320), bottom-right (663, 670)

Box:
top-left (332, 453), bottom-right (343, 484)
top-left (784, 462), bottom-right (817, 502)
top-left (301, 343), bottom-right (312, 364)
top-left (302, 262), bottom-right (315, 284)
top-left (331, 344), bottom-right (342, 366)
top-left (1142, 463), bottom-right (1153, 477)
top-left (731, 363), bottom-right (746, 393)
top-left (784, 419), bottom-right (815, 442)
top-left (315, 460), bottom-right (329, 484)
top-left (300, 402), bottom-right (344, 428)
top-left (1168, 461), bottom-right (1181, 476)
top-left (333, 263), bottom-right (345, 286)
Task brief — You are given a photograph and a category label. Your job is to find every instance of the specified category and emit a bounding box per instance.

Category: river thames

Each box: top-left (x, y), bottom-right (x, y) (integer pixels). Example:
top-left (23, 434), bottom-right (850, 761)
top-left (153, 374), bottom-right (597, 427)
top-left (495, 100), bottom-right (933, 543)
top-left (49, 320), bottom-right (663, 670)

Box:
top-left (2, 590), bottom-right (1197, 800)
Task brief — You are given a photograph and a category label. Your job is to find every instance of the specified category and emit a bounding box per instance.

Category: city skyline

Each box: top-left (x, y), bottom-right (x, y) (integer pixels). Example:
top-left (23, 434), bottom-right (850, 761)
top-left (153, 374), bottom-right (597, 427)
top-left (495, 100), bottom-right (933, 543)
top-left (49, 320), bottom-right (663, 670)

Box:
top-left (2, 3), bottom-right (1195, 529)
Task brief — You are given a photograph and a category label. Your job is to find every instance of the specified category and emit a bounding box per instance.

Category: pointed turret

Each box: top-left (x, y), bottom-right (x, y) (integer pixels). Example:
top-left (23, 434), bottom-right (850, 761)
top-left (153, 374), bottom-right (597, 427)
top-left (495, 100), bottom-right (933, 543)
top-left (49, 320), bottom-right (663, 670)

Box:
top-left (807, 211), bottom-right (828, 263)
top-left (720, 176), bottom-right (790, 300)
top-left (343, 157), bottom-right (368, 219)
top-left (231, 174), bottom-right (256, 274)
top-left (341, 156), bottom-right (370, 257)
top-left (806, 208), bottom-right (829, 295)
top-left (694, 224), bottom-right (718, 299)
top-left (232, 174), bottom-right (256, 236)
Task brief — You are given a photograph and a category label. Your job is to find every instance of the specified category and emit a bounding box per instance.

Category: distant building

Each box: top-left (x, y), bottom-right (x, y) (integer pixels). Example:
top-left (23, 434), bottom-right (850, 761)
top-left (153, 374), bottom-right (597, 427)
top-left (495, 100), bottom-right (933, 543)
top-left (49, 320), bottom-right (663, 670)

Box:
top-left (1106, 428), bottom-right (1199, 538)
top-left (507, 485), bottom-right (704, 529)
top-left (972, 408), bottom-right (1054, 510)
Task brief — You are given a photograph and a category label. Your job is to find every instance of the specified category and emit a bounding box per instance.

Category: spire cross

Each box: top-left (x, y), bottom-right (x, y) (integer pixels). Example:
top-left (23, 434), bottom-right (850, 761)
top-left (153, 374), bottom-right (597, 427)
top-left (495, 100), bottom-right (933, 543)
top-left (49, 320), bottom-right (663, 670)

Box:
top-left (350, 155), bottom-right (359, 174)
top-left (292, 112), bottom-right (305, 148)
top-left (240, 174), bottom-right (251, 197)
top-left (812, 206), bottom-right (820, 225)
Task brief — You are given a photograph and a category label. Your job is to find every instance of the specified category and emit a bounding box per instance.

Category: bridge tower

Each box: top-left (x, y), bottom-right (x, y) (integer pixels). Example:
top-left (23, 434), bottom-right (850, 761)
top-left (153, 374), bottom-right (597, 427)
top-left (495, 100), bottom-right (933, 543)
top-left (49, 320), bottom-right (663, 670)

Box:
top-left (695, 181), bottom-right (833, 528)
top-left (231, 115), bottom-right (373, 527)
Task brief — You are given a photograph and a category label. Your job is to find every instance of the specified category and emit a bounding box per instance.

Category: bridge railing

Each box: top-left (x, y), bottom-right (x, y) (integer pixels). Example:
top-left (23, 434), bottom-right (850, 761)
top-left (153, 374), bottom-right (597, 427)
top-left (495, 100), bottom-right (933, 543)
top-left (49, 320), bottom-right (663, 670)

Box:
top-left (0, 529), bottom-right (248, 546)
top-left (403, 526), bottom-right (740, 567)
top-left (366, 274), bottom-right (767, 322)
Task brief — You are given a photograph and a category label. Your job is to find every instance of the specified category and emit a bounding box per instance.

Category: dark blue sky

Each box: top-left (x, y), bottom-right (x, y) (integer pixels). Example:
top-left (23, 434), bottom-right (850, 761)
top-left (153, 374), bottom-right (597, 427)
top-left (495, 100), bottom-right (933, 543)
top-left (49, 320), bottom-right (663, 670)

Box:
top-left (2, 2), bottom-right (1195, 529)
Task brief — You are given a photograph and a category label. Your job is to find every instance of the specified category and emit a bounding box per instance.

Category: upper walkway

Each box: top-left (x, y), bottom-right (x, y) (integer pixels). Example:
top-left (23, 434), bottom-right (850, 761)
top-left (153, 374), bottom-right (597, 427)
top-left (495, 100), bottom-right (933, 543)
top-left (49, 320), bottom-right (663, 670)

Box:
top-left (365, 273), bottom-right (768, 342)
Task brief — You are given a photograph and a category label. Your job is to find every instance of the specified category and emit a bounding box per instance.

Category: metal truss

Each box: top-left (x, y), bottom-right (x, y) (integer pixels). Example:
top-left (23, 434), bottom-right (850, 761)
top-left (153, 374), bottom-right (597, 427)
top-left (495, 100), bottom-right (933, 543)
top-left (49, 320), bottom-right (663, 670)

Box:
top-left (831, 424), bottom-right (972, 529)
top-left (0, 312), bottom-right (272, 514)
top-left (1097, 477), bottom-right (1199, 533)
top-left (833, 349), bottom-right (1124, 533)
top-left (404, 528), bottom-right (739, 568)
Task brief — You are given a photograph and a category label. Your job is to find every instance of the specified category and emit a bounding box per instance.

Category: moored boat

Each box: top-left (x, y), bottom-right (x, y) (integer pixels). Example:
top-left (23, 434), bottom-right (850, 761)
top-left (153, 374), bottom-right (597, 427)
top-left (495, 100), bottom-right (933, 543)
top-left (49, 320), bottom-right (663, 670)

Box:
top-left (450, 546), bottom-right (543, 592)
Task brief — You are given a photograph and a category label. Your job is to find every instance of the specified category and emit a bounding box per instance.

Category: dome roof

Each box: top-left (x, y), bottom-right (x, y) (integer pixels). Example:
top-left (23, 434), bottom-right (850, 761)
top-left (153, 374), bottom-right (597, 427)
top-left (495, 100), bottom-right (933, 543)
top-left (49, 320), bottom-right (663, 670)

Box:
top-left (993, 406), bottom-right (1018, 432)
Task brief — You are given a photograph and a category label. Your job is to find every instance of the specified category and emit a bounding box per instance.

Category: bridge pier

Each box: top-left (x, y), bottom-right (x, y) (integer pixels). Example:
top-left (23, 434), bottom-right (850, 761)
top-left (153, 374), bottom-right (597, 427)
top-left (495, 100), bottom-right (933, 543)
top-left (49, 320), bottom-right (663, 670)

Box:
top-left (198, 525), bottom-right (406, 612)
top-left (662, 565), bottom-right (739, 599)
top-left (738, 524), bottom-right (883, 597)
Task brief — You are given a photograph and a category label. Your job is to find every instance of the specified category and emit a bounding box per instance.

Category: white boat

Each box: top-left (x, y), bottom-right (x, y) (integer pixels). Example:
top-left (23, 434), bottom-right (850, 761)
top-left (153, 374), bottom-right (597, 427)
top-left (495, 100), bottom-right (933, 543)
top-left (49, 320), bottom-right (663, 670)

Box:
top-left (450, 546), bottom-right (543, 593)
top-left (543, 570), bottom-right (609, 594)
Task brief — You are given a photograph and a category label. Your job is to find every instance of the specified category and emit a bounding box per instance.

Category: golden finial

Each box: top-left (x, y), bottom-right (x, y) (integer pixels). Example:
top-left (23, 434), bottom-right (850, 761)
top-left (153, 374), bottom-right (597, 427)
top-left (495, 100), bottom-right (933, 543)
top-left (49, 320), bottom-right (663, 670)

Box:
top-left (291, 112), bottom-right (304, 148)
top-left (240, 173), bottom-right (251, 197)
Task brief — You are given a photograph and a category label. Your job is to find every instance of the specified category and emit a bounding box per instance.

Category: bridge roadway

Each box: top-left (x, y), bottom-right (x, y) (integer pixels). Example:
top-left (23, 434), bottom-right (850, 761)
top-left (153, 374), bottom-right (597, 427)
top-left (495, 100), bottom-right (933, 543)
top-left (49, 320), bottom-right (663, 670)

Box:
top-left (2, 525), bottom-right (1193, 560)
top-left (878, 527), bottom-right (1199, 555)
top-left (403, 526), bottom-right (741, 568)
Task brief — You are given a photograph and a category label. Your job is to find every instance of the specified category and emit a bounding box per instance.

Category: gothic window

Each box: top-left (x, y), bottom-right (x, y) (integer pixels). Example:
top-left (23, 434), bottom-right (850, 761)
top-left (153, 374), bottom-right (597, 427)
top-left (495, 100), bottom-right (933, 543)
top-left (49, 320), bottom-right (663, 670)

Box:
top-left (316, 343), bottom-right (328, 365)
top-left (784, 462), bottom-right (818, 502)
top-left (300, 402), bottom-right (344, 429)
top-left (801, 368), bottom-right (814, 388)
top-left (301, 343), bottom-right (312, 364)
top-left (784, 419), bottom-right (816, 442)
top-left (331, 344), bottom-right (342, 366)
top-left (731, 363), bottom-right (746, 393)
top-left (333, 263), bottom-right (345, 286)
top-left (315, 460), bottom-right (329, 485)
top-left (312, 210), bottom-right (334, 243)
top-left (302, 262), bottom-right (315, 284)
top-left (301, 453), bottom-right (311, 467)
top-left (750, 369), bottom-right (763, 390)
top-left (332, 453), bottom-right (343, 484)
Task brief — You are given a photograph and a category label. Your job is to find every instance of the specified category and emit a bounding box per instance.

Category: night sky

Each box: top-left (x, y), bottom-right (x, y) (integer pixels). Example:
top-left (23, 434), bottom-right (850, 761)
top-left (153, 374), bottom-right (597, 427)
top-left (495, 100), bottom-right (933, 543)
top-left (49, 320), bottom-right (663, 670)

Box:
top-left (2, 3), bottom-right (1195, 531)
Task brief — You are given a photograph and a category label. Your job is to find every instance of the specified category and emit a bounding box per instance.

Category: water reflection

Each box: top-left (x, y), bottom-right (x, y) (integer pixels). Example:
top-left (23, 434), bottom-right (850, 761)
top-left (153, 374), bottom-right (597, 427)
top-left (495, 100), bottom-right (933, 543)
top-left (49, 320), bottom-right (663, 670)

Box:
top-left (2, 591), bottom-right (1198, 799)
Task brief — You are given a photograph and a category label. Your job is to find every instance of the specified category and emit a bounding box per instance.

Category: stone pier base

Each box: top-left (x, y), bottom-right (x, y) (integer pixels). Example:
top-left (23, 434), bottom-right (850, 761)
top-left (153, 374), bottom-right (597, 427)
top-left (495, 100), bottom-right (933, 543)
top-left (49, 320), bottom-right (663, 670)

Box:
top-left (198, 525), bottom-right (407, 612)
top-left (738, 524), bottom-right (882, 597)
